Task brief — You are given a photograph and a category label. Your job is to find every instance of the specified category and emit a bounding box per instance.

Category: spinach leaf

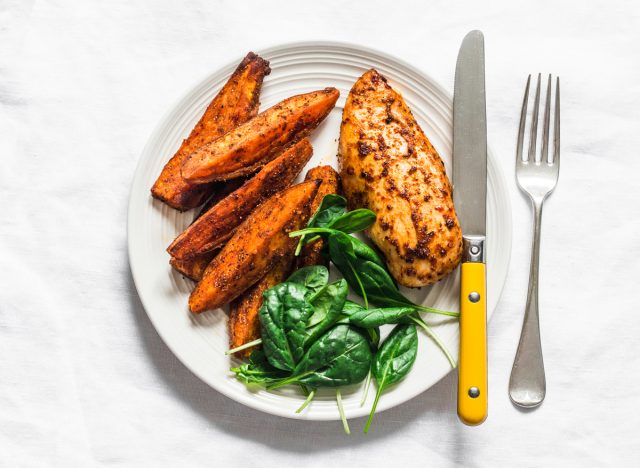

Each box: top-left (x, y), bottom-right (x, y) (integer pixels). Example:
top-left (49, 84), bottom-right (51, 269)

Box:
top-left (365, 327), bottom-right (381, 350)
top-left (357, 259), bottom-right (459, 317)
top-left (291, 194), bottom-right (376, 258)
top-left (352, 259), bottom-right (459, 317)
top-left (327, 230), bottom-right (357, 264)
top-left (287, 265), bottom-right (329, 298)
top-left (297, 325), bottom-right (373, 387)
top-left (349, 236), bottom-right (385, 267)
top-left (335, 315), bottom-right (350, 325)
top-left (341, 300), bottom-right (366, 315)
top-left (292, 230), bottom-right (457, 318)
top-left (321, 230), bottom-right (384, 266)
top-left (292, 202), bottom-right (457, 317)
top-left (336, 300), bottom-right (366, 323)
top-left (326, 232), bottom-right (369, 306)
top-left (295, 195), bottom-right (347, 255)
top-left (336, 300), bottom-right (364, 325)
top-left (308, 194), bottom-right (348, 228)
top-left (259, 282), bottom-right (314, 371)
top-left (348, 306), bottom-right (416, 328)
top-left (326, 208), bottom-right (376, 233)
top-left (356, 260), bottom-right (416, 308)
top-left (303, 194), bottom-right (375, 234)
top-left (364, 324), bottom-right (418, 433)
top-left (231, 349), bottom-right (288, 385)
top-left (268, 325), bottom-right (373, 389)
top-left (325, 233), bottom-right (396, 309)
top-left (305, 279), bottom-right (348, 343)
top-left (293, 227), bottom-right (384, 266)
top-left (336, 300), bottom-right (380, 348)
top-left (339, 299), bottom-right (454, 368)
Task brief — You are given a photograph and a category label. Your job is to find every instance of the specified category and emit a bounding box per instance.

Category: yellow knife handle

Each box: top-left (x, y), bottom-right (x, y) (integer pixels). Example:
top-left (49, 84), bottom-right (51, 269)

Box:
top-left (458, 261), bottom-right (487, 425)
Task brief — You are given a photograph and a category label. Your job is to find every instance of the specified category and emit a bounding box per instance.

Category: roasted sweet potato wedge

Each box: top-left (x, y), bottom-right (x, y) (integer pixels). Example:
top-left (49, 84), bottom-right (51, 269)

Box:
top-left (297, 165), bottom-right (341, 268)
top-left (194, 177), bottom-right (247, 220)
top-left (188, 180), bottom-right (320, 313)
top-left (168, 138), bottom-right (313, 260)
top-left (169, 251), bottom-right (217, 282)
top-left (181, 88), bottom-right (339, 183)
top-left (168, 179), bottom-right (246, 279)
top-left (228, 255), bottom-right (293, 357)
top-left (151, 52), bottom-right (270, 210)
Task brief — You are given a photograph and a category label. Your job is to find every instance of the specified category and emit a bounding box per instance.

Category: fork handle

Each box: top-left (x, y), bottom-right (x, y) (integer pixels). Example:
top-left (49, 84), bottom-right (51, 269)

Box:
top-left (509, 200), bottom-right (546, 407)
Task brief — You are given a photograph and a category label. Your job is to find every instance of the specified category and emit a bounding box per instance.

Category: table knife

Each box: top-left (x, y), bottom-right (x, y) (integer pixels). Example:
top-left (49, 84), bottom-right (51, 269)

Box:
top-left (453, 30), bottom-right (488, 426)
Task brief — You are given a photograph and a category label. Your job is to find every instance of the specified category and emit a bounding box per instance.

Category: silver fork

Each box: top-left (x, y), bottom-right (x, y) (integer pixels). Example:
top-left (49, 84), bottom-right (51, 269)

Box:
top-left (509, 74), bottom-right (560, 408)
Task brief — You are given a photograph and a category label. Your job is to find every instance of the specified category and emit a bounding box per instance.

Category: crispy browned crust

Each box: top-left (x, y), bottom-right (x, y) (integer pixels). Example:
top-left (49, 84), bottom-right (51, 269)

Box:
top-left (228, 255), bottom-right (294, 358)
top-left (297, 165), bottom-right (341, 268)
top-left (168, 179), bottom-right (245, 279)
top-left (151, 52), bottom-right (270, 210)
top-left (188, 180), bottom-right (320, 313)
top-left (181, 88), bottom-right (339, 183)
top-left (169, 251), bottom-right (217, 281)
top-left (195, 177), bottom-right (247, 220)
top-left (338, 69), bottom-right (462, 287)
top-left (168, 138), bottom-right (313, 260)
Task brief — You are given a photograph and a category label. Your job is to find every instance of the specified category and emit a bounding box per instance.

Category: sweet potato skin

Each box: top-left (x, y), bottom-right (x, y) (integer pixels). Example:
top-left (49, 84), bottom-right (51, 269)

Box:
top-left (167, 179), bottom-right (245, 279)
top-left (188, 180), bottom-right (320, 313)
top-left (169, 251), bottom-right (217, 281)
top-left (228, 255), bottom-right (293, 357)
top-left (181, 88), bottom-right (339, 183)
top-left (297, 165), bottom-right (341, 268)
top-left (194, 177), bottom-right (247, 219)
top-left (151, 52), bottom-right (270, 210)
top-left (168, 138), bottom-right (313, 260)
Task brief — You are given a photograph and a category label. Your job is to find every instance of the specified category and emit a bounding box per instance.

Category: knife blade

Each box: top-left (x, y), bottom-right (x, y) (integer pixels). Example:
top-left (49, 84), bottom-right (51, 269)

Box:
top-left (453, 30), bottom-right (488, 426)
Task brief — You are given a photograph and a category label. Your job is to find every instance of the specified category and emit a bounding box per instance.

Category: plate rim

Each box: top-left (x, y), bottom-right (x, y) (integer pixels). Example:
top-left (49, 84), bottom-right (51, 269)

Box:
top-left (127, 40), bottom-right (512, 420)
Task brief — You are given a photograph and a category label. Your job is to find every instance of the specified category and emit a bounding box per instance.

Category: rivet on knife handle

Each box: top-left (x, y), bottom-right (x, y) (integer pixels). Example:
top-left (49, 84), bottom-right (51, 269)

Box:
top-left (458, 237), bottom-right (487, 425)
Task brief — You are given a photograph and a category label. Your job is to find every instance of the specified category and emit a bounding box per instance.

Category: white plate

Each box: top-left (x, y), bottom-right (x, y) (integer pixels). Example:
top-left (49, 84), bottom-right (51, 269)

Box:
top-left (128, 42), bottom-right (512, 421)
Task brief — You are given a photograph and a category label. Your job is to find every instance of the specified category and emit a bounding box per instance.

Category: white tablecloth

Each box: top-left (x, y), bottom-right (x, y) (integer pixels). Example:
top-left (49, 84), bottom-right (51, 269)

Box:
top-left (2, 0), bottom-right (639, 466)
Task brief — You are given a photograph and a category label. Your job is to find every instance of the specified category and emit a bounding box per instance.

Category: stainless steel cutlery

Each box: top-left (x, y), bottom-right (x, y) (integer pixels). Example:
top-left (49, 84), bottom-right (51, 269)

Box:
top-left (509, 74), bottom-right (560, 408)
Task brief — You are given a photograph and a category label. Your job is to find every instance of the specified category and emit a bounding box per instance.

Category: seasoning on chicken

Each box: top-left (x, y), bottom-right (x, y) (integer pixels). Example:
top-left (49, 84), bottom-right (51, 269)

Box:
top-left (339, 69), bottom-right (462, 287)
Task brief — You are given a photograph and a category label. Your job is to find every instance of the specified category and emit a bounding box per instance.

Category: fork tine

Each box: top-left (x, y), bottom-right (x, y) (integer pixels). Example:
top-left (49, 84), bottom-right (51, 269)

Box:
top-left (516, 75), bottom-right (531, 163)
top-left (528, 73), bottom-right (542, 162)
top-left (541, 75), bottom-right (552, 163)
top-left (553, 77), bottom-right (560, 165)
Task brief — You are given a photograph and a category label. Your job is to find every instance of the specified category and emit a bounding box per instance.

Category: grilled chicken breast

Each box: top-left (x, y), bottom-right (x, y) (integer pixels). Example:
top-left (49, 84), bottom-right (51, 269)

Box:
top-left (338, 69), bottom-right (462, 287)
top-left (297, 165), bottom-right (340, 268)
top-left (151, 52), bottom-right (270, 210)
top-left (181, 88), bottom-right (339, 183)
top-left (188, 180), bottom-right (319, 313)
